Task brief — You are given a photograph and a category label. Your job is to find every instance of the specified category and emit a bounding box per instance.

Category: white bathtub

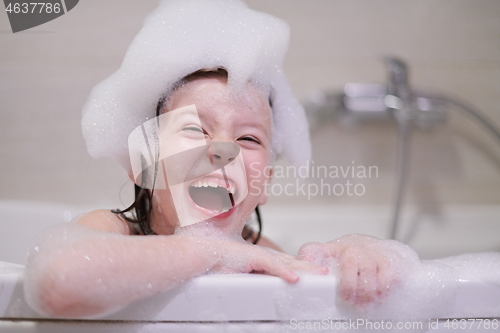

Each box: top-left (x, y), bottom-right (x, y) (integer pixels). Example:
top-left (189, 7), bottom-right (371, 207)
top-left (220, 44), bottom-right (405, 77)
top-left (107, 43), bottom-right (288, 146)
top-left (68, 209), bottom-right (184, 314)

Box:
top-left (1, 200), bottom-right (499, 332)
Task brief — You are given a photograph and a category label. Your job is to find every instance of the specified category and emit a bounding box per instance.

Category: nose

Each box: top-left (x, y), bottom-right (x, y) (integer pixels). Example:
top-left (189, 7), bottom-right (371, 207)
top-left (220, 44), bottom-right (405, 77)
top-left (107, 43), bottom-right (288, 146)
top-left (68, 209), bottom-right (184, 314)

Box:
top-left (208, 141), bottom-right (240, 169)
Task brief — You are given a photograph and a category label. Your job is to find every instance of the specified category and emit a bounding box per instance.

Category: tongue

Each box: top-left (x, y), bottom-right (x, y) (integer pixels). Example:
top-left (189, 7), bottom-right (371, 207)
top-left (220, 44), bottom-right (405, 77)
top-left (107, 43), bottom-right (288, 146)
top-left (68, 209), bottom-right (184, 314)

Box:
top-left (189, 186), bottom-right (232, 212)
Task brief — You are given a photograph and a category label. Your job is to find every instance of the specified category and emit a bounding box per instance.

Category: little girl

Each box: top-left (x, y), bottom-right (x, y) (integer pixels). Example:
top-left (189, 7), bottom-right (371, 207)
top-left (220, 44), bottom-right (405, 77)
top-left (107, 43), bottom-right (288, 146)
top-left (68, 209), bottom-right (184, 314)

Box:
top-left (24, 0), bottom-right (408, 318)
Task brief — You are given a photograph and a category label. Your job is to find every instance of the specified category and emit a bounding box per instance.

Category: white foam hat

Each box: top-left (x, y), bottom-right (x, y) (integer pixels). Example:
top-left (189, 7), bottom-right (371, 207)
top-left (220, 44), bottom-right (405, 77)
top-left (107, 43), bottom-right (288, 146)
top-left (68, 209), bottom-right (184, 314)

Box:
top-left (81, 0), bottom-right (310, 173)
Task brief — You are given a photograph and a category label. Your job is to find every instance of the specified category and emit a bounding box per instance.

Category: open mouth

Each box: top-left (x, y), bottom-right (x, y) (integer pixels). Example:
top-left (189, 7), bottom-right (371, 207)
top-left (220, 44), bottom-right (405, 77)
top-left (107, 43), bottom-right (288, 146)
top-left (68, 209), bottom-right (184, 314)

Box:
top-left (188, 177), bottom-right (236, 214)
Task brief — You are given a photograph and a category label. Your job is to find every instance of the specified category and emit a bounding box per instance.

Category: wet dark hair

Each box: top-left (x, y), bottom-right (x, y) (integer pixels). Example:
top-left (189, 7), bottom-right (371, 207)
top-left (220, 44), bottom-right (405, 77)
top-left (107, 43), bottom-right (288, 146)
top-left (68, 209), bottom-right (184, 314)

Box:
top-left (112, 68), bottom-right (262, 243)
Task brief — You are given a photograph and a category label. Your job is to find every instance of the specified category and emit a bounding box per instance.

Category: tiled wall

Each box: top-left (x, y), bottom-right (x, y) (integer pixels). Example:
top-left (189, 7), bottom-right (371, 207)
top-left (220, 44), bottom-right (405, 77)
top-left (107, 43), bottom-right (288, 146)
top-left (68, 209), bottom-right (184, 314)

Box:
top-left (1, 0), bottom-right (499, 209)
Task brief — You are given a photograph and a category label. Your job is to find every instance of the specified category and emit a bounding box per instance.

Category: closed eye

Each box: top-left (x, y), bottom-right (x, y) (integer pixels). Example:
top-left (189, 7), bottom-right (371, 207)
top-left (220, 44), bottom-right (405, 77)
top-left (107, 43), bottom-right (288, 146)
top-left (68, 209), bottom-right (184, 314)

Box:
top-left (183, 126), bottom-right (207, 135)
top-left (238, 136), bottom-right (260, 144)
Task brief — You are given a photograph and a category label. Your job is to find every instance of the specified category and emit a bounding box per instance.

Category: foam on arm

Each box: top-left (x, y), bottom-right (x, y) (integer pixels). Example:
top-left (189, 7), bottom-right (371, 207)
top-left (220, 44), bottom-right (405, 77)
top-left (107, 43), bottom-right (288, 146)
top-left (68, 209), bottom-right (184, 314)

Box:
top-left (23, 216), bottom-right (220, 318)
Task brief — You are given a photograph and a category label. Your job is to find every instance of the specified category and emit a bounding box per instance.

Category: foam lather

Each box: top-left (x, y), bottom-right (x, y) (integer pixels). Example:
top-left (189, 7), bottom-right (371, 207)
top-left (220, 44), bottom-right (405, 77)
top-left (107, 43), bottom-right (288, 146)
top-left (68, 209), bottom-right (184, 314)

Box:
top-left (81, 0), bottom-right (310, 173)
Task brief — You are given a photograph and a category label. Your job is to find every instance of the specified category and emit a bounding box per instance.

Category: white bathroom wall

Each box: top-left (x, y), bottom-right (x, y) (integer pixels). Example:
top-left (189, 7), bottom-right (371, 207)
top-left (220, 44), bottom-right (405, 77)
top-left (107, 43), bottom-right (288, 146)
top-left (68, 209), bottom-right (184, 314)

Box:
top-left (1, 1), bottom-right (499, 215)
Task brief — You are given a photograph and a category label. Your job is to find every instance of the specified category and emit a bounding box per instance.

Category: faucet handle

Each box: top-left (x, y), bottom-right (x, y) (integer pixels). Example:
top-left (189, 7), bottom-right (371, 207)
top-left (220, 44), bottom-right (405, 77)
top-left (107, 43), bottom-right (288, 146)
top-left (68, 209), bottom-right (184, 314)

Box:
top-left (385, 57), bottom-right (411, 102)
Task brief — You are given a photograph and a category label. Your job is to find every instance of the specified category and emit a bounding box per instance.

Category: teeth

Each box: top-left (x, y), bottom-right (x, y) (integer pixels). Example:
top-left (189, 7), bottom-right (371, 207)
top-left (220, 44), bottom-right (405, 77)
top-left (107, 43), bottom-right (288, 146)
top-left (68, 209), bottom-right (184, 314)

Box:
top-left (216, 206), bottom-right (231, 214)
top-left (189, 178), bottom-right (236, 195)
top-left (211, 204), bottom-right (231, 214)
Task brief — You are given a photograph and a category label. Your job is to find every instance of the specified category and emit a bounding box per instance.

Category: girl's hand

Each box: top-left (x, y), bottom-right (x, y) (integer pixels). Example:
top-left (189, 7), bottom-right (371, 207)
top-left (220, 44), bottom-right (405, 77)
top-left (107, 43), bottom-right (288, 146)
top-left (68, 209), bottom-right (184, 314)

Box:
top-left (208, 238), bottom-right (329, 283)
top-left (296, 234), bottom-right (418, 307)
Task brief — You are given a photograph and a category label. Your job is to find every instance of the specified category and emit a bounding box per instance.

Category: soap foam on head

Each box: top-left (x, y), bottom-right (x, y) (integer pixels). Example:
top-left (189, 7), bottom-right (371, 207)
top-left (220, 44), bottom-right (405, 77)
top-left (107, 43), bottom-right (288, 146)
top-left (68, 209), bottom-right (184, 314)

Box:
top-left (82, 0), bottom-right (310, 173)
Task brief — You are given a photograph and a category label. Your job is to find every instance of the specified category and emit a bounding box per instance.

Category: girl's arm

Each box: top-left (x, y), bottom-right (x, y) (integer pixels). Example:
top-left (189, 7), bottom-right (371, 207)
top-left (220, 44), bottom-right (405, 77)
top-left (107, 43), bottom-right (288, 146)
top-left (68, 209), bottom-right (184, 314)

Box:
top-left (24, 210), bottom-right (325, 318)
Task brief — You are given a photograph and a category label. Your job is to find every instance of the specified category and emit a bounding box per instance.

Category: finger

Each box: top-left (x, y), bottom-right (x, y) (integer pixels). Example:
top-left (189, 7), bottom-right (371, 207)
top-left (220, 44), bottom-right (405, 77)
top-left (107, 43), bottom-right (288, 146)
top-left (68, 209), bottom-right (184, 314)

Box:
top-left (261, 251), bottom-right (328, 282)
top-left (289, 258), bottom-right (329, 275)
top-left (249, 250), bottom-right (300, 284)
top-left (376, 259), bottom-right (393, 299)
top-left (355, 258), bottom-right (378, 305)
top-left (275, 252), bottom-right (297, 261)
top-left (297, 242), bottom-right (322, 260)
top-left (272, 248), bottom-right (329, 275)
top-left (297, 242), bottom-right (331, 266)
top-left (270, 261), bottom-right (300, 283)
top-left (339, 252), bottom-right (359, 304)
top-left (324, 240), bottom-right (349, 261)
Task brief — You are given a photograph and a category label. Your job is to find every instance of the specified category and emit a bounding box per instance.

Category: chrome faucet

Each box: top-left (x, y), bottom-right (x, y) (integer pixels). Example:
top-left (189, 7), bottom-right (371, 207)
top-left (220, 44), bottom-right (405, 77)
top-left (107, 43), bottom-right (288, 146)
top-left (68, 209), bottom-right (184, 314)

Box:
top-left (384, 57), bottom-right (414, 240)
top-left (303, 57), bottom-right (500, 240)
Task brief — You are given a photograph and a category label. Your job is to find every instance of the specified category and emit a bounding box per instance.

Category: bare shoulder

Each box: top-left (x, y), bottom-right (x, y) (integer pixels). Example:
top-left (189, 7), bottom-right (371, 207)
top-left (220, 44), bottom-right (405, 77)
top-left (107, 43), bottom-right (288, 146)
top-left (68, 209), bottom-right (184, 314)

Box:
top-left (76, 209), bottom-right (131, 235)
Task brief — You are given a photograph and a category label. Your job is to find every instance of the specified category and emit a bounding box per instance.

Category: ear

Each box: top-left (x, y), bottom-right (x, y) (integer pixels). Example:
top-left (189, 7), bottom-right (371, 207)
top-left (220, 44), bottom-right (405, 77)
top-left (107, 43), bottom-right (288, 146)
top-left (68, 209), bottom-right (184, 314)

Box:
top-left (258, 167), bottom-right (273, 205)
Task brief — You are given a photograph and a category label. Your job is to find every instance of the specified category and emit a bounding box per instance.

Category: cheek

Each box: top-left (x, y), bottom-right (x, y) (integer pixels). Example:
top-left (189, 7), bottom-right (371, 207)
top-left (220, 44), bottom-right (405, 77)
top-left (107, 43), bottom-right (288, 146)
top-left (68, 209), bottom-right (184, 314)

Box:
top-left (243, 151), bottom-right (271, 192)
top-left (160, 133), bottom-right (207, 158)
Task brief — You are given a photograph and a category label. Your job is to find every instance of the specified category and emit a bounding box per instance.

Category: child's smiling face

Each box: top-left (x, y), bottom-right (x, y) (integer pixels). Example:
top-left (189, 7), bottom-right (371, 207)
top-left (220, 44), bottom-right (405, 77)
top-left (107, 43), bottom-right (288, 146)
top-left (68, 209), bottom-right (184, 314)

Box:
top-left (150, 74), bottom-right (273, 237)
